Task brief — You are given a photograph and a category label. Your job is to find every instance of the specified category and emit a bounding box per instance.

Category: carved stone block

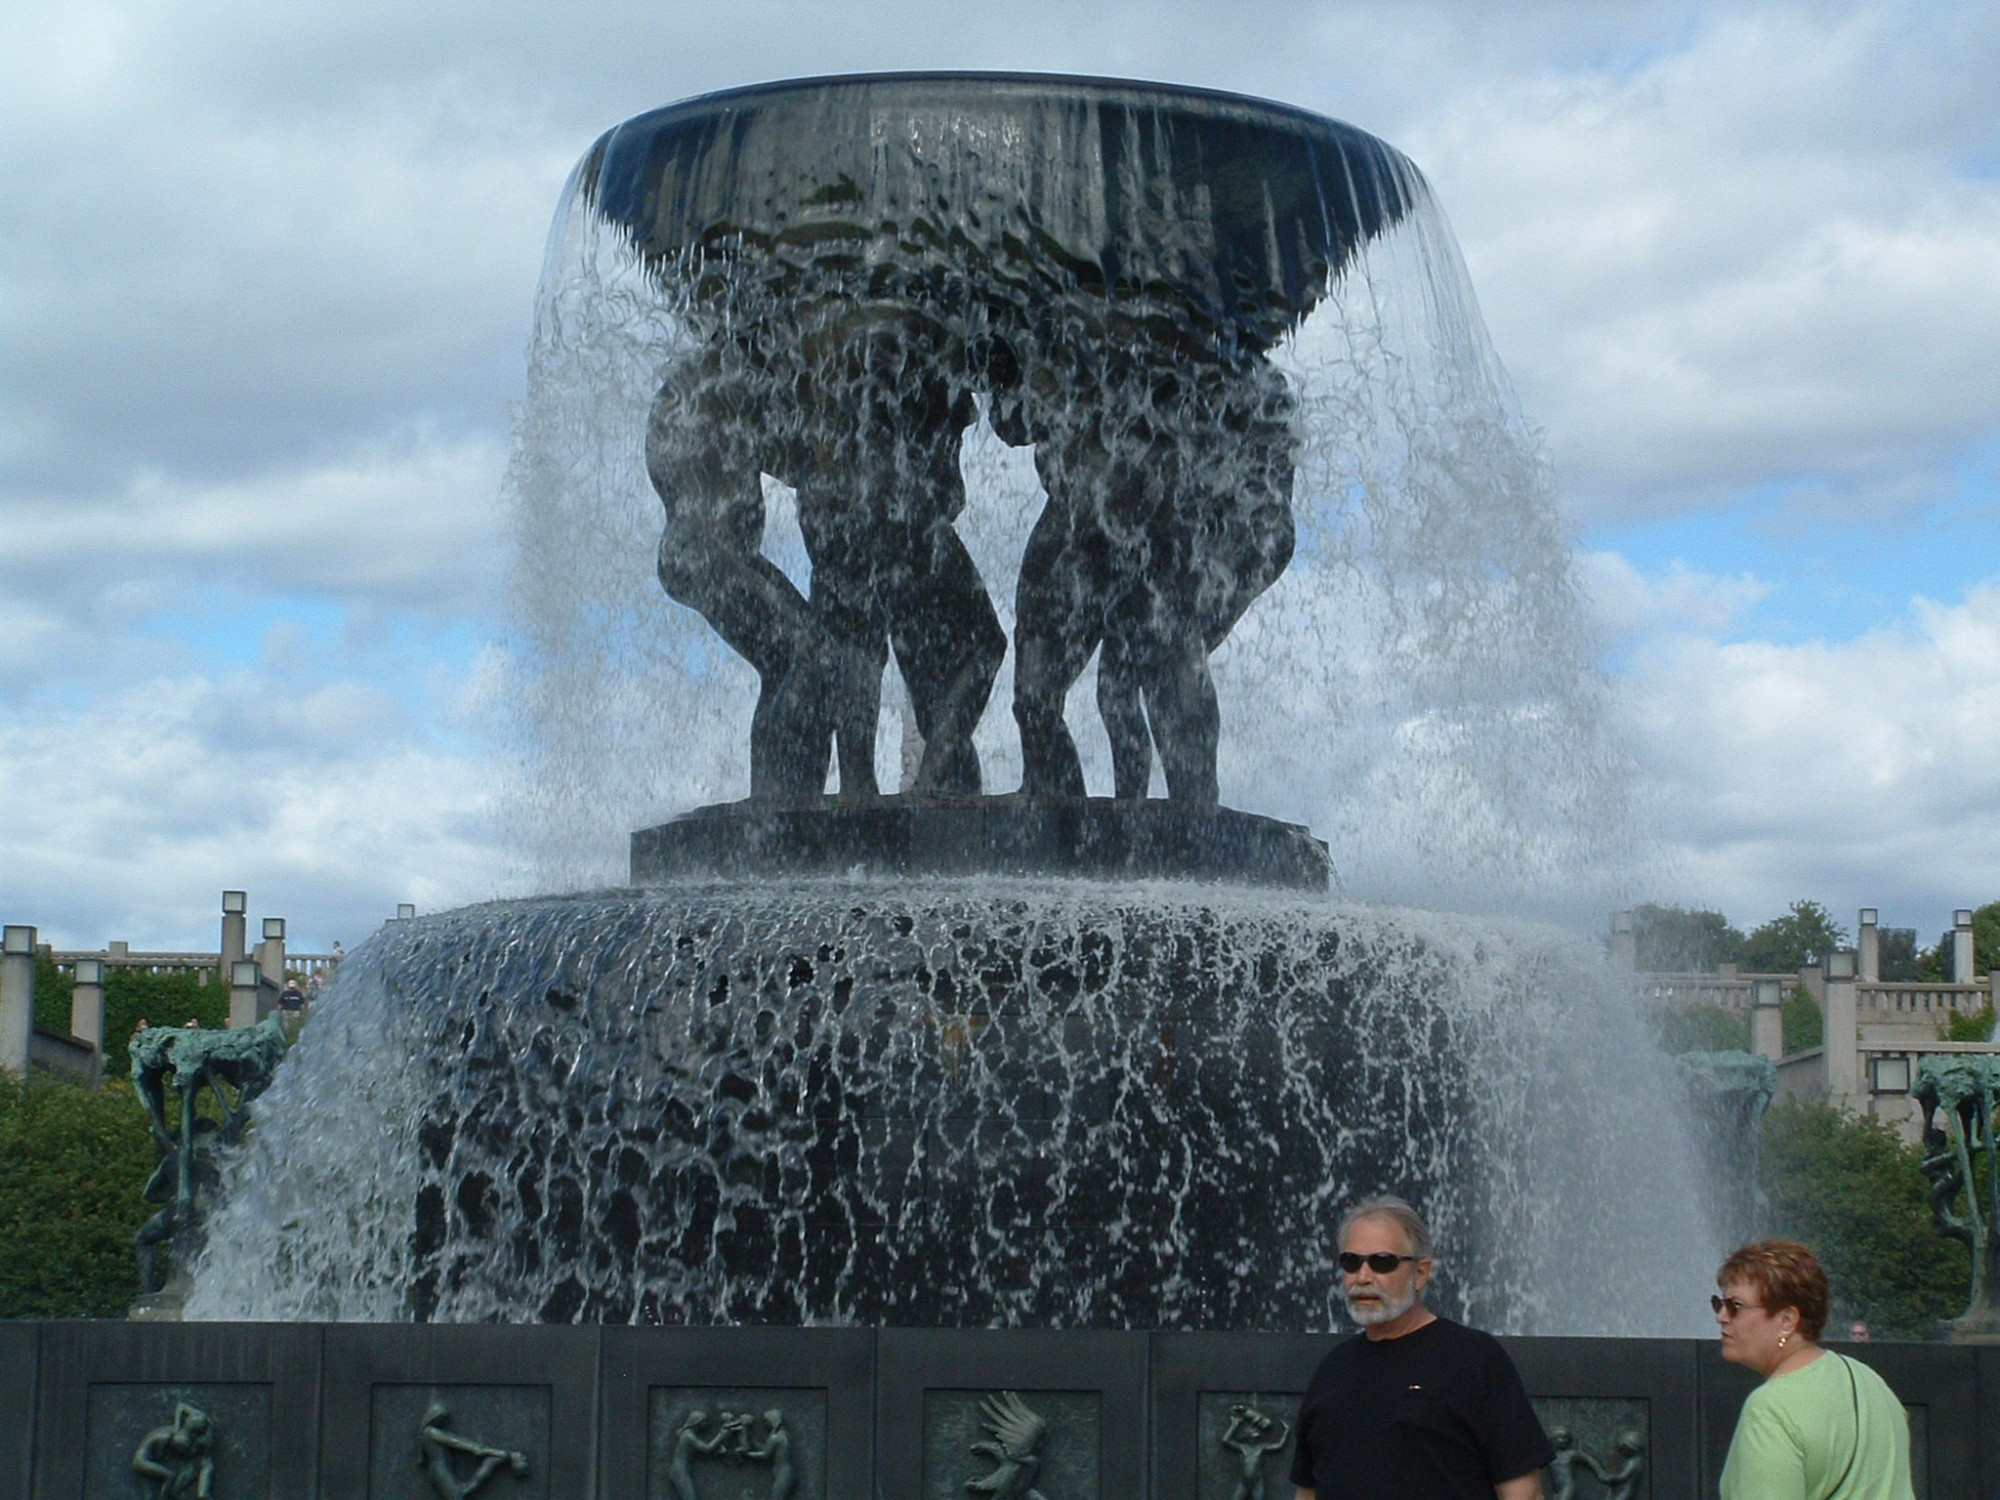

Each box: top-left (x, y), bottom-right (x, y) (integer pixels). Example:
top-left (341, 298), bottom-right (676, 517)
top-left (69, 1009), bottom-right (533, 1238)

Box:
top-left (1531, 1397), bottom-right (1648, 1500)
top-left (85, 1384), bottom-right (270, 1499)
top-left (922, 1390), bottom-right (1100, 1500)
top-left (650, 1387), bottom-right (826, 1500)
top-left (367, 1384), bottom-right (548, 1499)
top-left (1195, 1392), bottom-right (1297, 1500)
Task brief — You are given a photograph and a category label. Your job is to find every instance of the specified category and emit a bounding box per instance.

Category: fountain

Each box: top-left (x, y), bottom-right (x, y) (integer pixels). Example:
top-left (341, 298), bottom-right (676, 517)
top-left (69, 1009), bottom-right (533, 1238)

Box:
top-left (186, 75), bottom-right (1715, 1334)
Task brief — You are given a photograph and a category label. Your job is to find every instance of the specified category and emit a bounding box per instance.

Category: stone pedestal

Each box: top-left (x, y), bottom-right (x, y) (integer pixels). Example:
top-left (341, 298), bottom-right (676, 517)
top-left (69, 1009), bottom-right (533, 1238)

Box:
top-left (632, 797), bottom-right (1333, 890)
top-left (1938, 1314), bottom-right (2000, 1345)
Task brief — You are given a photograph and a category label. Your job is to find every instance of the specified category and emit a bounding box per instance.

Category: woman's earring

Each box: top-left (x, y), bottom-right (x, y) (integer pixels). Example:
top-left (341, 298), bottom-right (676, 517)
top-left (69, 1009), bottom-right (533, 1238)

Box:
top-left (1778, 1332), bottom-right (1790, 1350)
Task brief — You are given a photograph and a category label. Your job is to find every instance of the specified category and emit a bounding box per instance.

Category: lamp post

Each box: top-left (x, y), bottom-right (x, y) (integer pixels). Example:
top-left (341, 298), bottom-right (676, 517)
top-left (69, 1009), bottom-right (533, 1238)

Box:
top-left (220, 889), bottom-right (248, 985)
top-left (72, 956), bottom-right (106, 1056)
top-left (1857, 907), bottom-right (1880, 983)
top-left (1, 925), bottom-right (36, 1074)
top-left (1825, 948), bottom-right (1861, 1102)
top-left (229, 957), bottom-right (265, 1031)
top-left (1608, 910), bottom-right (1636, 969)
top-left (258, 916), bottom-right (287, 988)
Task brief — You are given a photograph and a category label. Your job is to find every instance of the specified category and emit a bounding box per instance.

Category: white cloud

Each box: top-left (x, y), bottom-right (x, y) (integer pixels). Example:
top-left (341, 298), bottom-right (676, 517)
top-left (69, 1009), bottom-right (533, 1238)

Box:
top-left (1412, 2), bottom-right (2000, 522)
top-left (1581, 550), bottom-right (1771, 638)
top-left (0, 666), bottom-right (512, 951)
top-left (1626, 582), bottom-right (2000, 925)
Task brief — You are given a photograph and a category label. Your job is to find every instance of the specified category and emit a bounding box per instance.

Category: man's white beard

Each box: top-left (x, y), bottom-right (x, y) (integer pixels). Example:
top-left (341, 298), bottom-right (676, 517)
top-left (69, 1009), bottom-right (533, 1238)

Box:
top-left (1343, 1280), bottom-right (1417, 1328)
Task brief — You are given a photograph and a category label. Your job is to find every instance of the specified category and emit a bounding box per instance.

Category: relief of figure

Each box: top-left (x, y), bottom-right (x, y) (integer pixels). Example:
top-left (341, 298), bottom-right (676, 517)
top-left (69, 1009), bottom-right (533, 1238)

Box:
top-left (415, 1402), bottom-right (529, 1500)
top-left (132, 1401), bottom-right (216, 1500)
top-left (964, 1390), bottom-right (1051, 1500)
top-left (744, 1408), bottom-right (796, 1500)
top-left (1543, 1427), bottom-right (1587, 1500)
top-left (1219, 1402), bottom-right (1291, 1500)
top-left (998, 307), bottom-right (1296, 806)
top-left (665, 1408), bottom-right (729, 1500)
top-left (1595, 1431), bottom-right (1646, 1500)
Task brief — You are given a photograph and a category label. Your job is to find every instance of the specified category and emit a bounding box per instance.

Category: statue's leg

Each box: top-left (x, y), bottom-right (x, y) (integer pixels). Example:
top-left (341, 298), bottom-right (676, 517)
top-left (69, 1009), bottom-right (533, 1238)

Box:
top-left (1013, 469), bottom-right (1102, 800)
top-left (1095, 627), bottom-right (1153, 800)
top-left (801, 528), bottom-right (888, 799)
top-left (1142, 631), bottom-right (1221, 806)
top-left (890, 524), bottom-right (1004, 795)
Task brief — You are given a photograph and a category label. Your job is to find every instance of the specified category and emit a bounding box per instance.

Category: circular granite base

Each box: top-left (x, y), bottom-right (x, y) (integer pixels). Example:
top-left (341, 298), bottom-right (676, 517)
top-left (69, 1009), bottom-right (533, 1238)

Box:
top-left (630, 796), bottom-right (1332, 890)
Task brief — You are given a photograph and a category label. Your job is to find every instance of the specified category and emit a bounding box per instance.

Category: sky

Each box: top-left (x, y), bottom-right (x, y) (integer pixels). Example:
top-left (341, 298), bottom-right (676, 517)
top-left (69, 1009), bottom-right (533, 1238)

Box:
top-left (1, 0), bottom-right (1996, 952)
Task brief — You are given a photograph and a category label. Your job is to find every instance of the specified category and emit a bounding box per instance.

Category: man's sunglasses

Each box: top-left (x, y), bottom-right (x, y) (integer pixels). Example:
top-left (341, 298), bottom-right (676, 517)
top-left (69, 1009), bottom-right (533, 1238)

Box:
top-left (1709, 1295), bottom-right (1765, 1318)
top-left (1339, 1252), bottom-right (1419, 1275)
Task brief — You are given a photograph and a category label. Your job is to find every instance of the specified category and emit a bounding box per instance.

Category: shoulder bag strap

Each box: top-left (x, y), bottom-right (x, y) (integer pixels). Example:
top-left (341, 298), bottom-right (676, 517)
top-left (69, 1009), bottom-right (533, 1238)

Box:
top-left (1822, 1354), bottom-right (1861, 1500)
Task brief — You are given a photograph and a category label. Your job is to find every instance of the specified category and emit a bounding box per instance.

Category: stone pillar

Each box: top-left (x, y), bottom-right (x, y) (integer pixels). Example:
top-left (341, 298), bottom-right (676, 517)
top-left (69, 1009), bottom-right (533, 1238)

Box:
top-left (1857, 908), bottom-right (1879, 982)
top-left (71, 956), bottom-right (106, 1055)
top-left (1751, 977), bottom-right (1785, 1062)
top-left (1608, 910), bottom-right (1636, 969)
top-left (257, 916), bottom-right (286, 988)
top-left (1824, 955), bottom-right (1861, 1106)
top-left (228, 958), bottom-right (263, 1031)
top-left (220, 889), bottom-right (248, 981)
top-left (1954, 909), bottom-right (1976, 983)
top-left (1, 925), bottom-right (36, 1074)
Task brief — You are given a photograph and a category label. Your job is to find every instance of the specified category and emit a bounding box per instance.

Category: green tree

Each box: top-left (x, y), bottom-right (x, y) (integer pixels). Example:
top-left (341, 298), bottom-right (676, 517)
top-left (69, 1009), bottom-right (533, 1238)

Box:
top-left (1877, 927), bottom-right (1923, 982)
top-left (1941, 1004), bottom-right (1997, 1042)
top-left (34, 961), bottom-right (225, 1081)
top-left (1968, 901), bottom-right (2000, 980)
top-left (1782, 987), bottom-right (1823, 1054)
top-left (1650, 1005), bottom-right (1751, 1053)
top-left (1761, 1099), bottom-right (1967, 1337)
top-left (1630, 903), bottom-right (1746, 973)
top-left (1743, 900), bottom-right (1849, 973)
top-left (0, 1073), bottom-right (156, 1317)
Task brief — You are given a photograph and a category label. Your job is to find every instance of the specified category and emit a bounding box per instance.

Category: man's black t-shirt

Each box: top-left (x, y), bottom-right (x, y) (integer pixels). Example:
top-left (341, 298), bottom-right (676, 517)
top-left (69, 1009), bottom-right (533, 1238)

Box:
top-left (1290, 1316), bottom-right (1553, 1500)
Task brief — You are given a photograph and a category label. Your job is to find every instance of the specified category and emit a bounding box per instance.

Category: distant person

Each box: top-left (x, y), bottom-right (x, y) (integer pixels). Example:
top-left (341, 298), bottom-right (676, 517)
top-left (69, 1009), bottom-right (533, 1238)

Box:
top-left (1715, 1239), bottom-right (1914, 1499)
top-left (1291, 1194), bottom-right (1552, 1500)
top-left (1848, 1319), bottom-right (1872, 1343)
top-left (278, 979), bottom-right (307, 1041)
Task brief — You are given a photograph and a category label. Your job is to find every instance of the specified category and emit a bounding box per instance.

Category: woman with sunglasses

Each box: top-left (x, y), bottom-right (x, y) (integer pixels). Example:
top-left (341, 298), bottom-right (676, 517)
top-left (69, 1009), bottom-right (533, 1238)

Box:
top-left (1714, 1239), bottom-right (1914, 1499)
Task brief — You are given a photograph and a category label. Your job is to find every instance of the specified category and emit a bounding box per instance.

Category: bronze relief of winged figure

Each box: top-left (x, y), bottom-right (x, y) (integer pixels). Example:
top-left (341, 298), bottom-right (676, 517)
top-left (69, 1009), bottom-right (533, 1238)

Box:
top-left (964, 1391), bottom-right (1052, 1500)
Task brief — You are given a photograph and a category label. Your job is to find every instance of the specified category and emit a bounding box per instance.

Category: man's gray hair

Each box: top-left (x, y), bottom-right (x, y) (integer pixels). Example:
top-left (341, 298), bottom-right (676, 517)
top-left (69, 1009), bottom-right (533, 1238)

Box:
top-left (1338, 1194), bottom-right (1432, 1260)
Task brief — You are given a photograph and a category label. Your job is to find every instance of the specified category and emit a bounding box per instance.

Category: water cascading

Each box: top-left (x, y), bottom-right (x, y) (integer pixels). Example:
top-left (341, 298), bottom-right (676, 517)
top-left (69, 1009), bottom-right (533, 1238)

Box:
top-left (188, 75), bottom-right (1718, 1333)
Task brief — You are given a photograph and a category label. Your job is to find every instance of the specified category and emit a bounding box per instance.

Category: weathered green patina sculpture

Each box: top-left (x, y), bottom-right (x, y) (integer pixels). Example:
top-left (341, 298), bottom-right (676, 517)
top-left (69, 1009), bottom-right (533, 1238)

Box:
top-left (664, 1406), bottom-right (795, 1500)
top-left (965, 1392), bottom-right (1050, 1500)
top-left (1673, 1049), bottom-right (1777, 1244)
top-left (416, 1402), bottom-right (530, 1500)
top-left (130, 1014), bottom-right (289, 1296)
top-left (1219, 1404), bottom-right (1290, 1500)
top-left (1915, 1054), bottom-right (2000, 1335)
top-left (132, 1401), bottom-right (217, 1499)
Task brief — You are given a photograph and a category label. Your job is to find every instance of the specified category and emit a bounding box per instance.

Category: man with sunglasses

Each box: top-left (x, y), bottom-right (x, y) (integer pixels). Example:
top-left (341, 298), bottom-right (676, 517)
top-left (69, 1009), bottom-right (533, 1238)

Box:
top-left (1291, 1195), bottom-right (1553, 1500)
